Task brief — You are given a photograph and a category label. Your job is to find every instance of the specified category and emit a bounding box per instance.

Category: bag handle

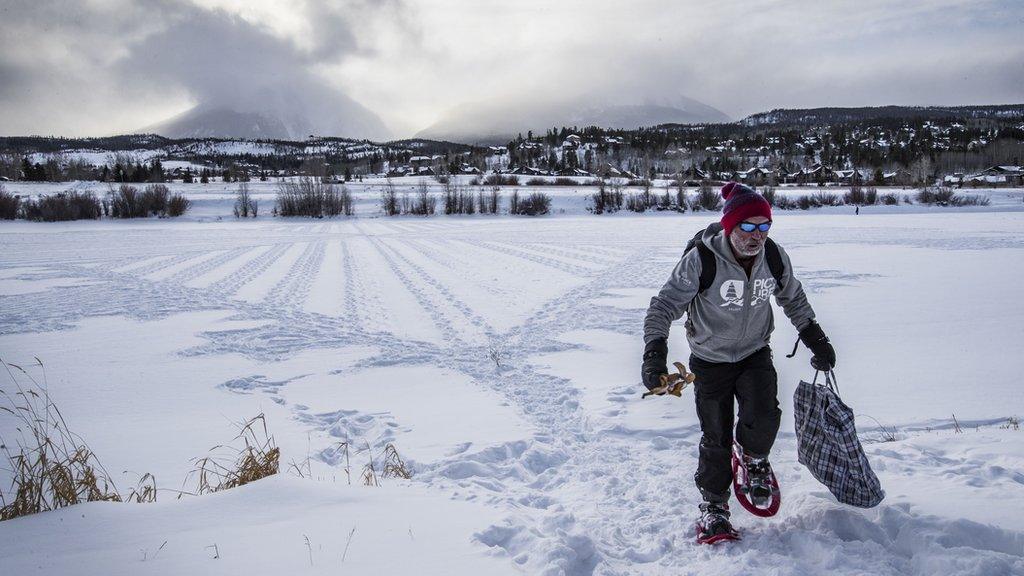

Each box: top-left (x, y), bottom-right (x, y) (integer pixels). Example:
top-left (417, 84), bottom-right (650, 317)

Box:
top-left (811, 369), bottom-right (840, 396)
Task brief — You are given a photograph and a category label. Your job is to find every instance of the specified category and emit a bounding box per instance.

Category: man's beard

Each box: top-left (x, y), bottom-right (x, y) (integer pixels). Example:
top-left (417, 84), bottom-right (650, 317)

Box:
top-left (730, 233), bottom-right (764, 258)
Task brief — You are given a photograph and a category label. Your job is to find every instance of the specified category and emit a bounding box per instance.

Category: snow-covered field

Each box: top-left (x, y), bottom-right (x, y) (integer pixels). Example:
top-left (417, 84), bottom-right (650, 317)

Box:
top-left (1, 190), bottom-right (1023, 575)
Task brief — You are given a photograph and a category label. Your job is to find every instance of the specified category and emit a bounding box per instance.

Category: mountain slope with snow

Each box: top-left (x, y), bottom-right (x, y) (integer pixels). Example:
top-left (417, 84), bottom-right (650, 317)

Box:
top-left (418, 95), bottom-right (730, 144)
top-left (143, 99), bottom-right (390, 142)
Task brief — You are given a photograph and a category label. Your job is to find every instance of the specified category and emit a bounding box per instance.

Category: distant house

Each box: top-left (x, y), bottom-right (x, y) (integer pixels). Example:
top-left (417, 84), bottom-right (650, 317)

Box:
top-left (882, 169), bottom-right (912, 186)
top-left (796, 164), bottom-right (836, 185)
top-left (562, 135), bottom-right (582, 150)
top-left (557, 167), bottom-right (591, 177)
top-left (979, 165), bottom-right (1024, 185)
top-left (681, 166), bottom-right (709, 181)
top-left (409, 156), bottom-right (433, 170)
top-left (736, 167), bottom-right (776, 185)
top-left (511, 165), bottom-right (547, 176)
top-left (834, 169), bottom-right (873, 185)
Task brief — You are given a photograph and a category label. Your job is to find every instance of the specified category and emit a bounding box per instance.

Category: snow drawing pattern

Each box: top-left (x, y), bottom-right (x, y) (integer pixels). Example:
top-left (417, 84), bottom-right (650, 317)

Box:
top-left (1, 215), bottom-right (1023, 575)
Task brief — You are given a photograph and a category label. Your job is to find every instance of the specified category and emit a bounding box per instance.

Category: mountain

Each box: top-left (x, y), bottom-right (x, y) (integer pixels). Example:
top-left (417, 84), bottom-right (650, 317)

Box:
top-left (741, 104), bottom-right (1024, 127)
top-left (141, 97), bottom-right (391, 142)
top-left (417, 95), bottom-right (731, 145)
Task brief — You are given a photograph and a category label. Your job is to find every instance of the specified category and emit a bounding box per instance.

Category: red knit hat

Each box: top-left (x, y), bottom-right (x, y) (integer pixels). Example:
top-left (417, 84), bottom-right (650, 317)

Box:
top-left (720, 182), bottom-right (772, 234)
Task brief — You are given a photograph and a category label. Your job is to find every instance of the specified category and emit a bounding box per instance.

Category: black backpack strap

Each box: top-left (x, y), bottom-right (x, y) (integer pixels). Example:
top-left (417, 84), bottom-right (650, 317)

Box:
top-left (696, 241), bottom-right (716, 294)
top-left (684, 227), bottom-right (718, 295)
top-left (764, 238), bottom-right (785, 290)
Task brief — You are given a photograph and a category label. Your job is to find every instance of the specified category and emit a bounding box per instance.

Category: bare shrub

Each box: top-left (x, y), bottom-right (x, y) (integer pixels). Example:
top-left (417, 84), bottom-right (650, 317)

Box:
top-left (187, 413), bottom-right (279, 495)
top-left (865, 187), bottom-right (878, 205)
top-left (626, 192), bottom-right (655, 213)
top-left (482, 187), bottom-right (501, 214)
top-left (476, 188), bottom-right (502, 214)
top-left (166, 194), bottom-right (191, 217)
top-left (408, 180), bottom-right (436, 215)
top-left (108, 184), bottom-right (143, 218)
top-left (526, 177), bottom-right (548, 186)
top-left (761, 186), bottom-right (777, 207)
top-left (510, 191), bottom-right (550, 216)
top-left (843, 185), bottom-right (866, 205)
top-left (0, 186), bottom-right (19, 219)
top-left (0, 358), bottom-right (123, 521)
top-left (276, 177), bottom-right (349, 217)
top-left (589, 178), bottom-right (624, 214)
top-left (627, 178), bottom-right (652, 188)
top-left (141, 184), bottom-right (170, 216)
top-left (444, 186), bottom-right (477, 215)
top-left (916, 186), bottom-right (988, 206)
top-left (774, 195), bottom-right (797, 210)
top-left (915, 186), bottom-right (951, 205)
top-left (381, 178), bottom-right (399, 216)
top-left (233, 183), bottom-right (258, 218)
top-left (484, 173), bottom-right (518, 186)
top-left (553, 177), bottom-right (580, 186)
top-left (811, 191), bottom-right (840, 206)
top-left (951, 194), bottom-right (990, 206)
top-left (691, 181), bottom-right (721, 211)
top-left (21, 191), bottom-right (102, 221)
top-left (880, 192), bottom-right (900, 205)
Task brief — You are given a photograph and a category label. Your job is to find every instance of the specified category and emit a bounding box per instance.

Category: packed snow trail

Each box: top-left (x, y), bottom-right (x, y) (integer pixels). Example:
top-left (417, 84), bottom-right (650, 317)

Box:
top-left (1, 214), bottom-right (1023, 575)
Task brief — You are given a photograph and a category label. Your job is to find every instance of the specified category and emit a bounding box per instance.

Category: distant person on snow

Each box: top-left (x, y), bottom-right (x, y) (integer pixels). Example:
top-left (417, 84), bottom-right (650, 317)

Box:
top-left (642, 182), bottom-right (836, 541)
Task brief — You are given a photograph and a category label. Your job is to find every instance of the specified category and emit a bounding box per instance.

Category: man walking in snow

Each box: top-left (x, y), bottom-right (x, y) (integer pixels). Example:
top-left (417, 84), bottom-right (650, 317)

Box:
top-left (642, 182), bottom-right (836, 541)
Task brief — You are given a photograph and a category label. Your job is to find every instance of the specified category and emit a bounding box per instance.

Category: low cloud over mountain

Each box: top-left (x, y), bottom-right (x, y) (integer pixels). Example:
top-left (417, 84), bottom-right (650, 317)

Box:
top-left (417, 95), bottom-right (730, 144)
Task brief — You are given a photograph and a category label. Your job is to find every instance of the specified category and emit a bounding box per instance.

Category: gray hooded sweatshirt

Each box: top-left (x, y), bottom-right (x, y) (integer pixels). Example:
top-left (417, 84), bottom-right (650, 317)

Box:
top-left (644, 226), bottom-right (816, 364)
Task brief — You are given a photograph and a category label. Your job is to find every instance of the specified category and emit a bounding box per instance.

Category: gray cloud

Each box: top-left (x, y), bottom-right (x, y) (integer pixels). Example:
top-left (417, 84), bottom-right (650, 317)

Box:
top-left (0, 0), bottom-right (394, 137)
top-left (0, 0), bottom-right (1021, 138)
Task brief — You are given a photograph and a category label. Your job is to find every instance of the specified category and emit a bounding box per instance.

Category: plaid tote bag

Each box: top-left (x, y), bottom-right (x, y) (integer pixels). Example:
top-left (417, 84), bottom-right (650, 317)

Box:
top-left (793, 371), bottom-right (884, 508)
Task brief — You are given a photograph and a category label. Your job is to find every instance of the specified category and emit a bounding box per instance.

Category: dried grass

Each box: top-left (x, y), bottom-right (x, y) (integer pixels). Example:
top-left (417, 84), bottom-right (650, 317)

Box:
top-left (186, 413), bottom-right (280, 495)
top-left (0, 358), bottom-right (122, 521)
top-left (381, 444), bottom-right (412, 480)
top-left (127, 472), bottom-right (158, 503)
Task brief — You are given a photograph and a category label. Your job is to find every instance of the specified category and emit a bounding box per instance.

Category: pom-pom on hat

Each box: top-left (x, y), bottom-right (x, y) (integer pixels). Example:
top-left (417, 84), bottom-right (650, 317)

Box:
top-left (720, 182), bottom-right (772, 234)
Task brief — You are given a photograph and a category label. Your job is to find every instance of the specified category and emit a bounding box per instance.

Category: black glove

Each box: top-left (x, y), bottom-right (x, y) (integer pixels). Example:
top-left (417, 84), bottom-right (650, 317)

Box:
top-left (641, 338), bottom-right (668, 391)
top-left (799, 321), bottom-right (836, 371)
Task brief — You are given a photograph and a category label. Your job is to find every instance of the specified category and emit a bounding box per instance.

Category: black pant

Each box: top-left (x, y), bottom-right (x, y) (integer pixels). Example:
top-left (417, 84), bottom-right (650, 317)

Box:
top-left (690, 347), bottom-right (781, 502)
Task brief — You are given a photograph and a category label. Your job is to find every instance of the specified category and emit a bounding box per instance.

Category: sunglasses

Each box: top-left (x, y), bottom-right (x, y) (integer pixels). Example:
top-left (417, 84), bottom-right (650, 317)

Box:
top-left (738, 221), bottom-right (772, 233)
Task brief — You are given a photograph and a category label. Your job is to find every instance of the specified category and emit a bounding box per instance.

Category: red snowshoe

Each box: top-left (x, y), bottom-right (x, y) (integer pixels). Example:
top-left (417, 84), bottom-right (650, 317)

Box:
top-left (731, 442), bottom-right (781, 517)
top-left (695, 502), bottom-right (741, 545)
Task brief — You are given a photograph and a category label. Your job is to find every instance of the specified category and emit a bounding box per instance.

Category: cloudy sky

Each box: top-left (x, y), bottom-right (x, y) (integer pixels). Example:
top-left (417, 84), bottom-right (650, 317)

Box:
top-left (1, 0), bottom-right (1022, 138)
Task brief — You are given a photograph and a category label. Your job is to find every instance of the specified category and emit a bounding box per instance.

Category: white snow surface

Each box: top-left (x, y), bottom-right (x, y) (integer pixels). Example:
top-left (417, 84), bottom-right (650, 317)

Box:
top-left (1, 193), bottom-right (1024, 575)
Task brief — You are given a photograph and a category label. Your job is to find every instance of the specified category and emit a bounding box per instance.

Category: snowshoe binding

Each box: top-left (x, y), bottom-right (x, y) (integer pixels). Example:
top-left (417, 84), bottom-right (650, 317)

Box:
top-left (731, 442), bottom-right (781, 517)
top-left (696, 501), bottom-right (741, 545)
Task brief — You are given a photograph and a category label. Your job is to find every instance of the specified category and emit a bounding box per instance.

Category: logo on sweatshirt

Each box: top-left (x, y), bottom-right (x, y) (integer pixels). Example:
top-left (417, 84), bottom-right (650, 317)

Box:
top-left (720, 280), bottom-right (744, 307)
top-left (719, 277), bottom-right (776, 307)
top-left (751, 277), bottom-right (776, 306)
